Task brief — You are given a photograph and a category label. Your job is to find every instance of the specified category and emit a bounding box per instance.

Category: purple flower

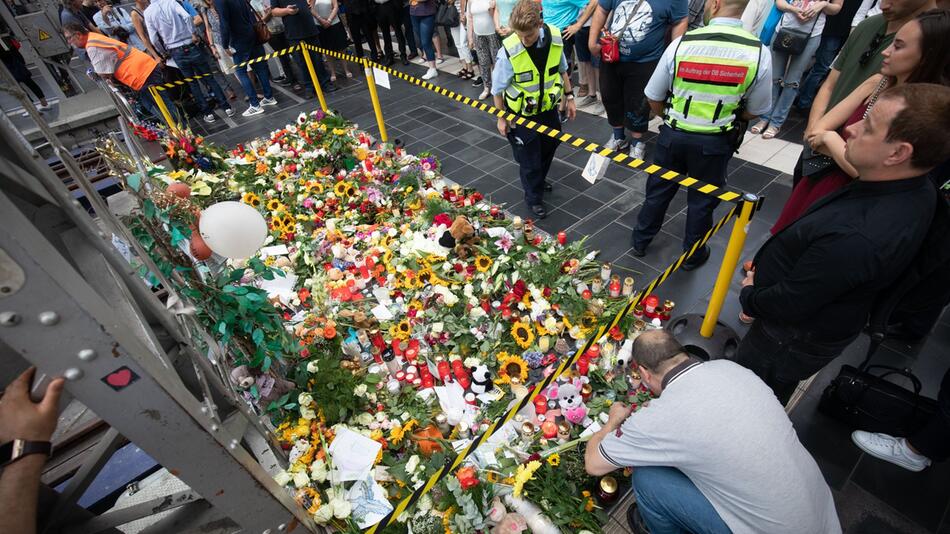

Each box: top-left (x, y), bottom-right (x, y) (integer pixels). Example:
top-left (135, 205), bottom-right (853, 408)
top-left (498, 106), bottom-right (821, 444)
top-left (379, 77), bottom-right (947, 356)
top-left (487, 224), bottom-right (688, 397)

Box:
top-left (303, 198), bottom-right (315, 209)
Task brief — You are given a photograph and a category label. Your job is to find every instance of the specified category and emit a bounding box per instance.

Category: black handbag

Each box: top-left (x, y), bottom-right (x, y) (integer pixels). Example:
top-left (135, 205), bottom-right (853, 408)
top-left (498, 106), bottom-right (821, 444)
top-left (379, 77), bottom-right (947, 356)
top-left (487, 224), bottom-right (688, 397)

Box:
top-left (800, 145), bottom-right (837, 180)
top-left (772, 16), bottom-right (819, 55)
top-left (818, 335), bottom-right (939, 437)
top-left (436, 1), bottom-right (460, 27)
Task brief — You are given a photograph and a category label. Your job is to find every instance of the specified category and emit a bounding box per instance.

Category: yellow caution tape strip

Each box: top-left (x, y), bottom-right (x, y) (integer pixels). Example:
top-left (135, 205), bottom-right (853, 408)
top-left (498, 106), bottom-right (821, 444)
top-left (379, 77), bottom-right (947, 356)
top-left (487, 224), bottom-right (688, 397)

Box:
top-left (155, 45), bottom-right (301, 91)
top-left (364, 202), bottom-right (742, 533)
top-left (303, 43), bottom-right (750, 205)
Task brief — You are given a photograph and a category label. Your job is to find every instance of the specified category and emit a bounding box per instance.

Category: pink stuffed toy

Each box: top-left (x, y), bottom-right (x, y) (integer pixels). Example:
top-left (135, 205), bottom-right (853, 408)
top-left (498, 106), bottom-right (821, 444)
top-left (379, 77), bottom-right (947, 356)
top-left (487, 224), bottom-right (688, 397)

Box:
top-left (556, 378), bottom-right (591, 426)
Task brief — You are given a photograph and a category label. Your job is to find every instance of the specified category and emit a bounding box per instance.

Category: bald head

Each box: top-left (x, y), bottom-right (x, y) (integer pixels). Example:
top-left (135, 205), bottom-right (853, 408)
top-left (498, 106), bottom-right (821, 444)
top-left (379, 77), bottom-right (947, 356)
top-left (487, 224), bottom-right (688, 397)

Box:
top-left (631, 330), bottom-right (689, 374)
top-left (704, 0), bottom-right (750, 21)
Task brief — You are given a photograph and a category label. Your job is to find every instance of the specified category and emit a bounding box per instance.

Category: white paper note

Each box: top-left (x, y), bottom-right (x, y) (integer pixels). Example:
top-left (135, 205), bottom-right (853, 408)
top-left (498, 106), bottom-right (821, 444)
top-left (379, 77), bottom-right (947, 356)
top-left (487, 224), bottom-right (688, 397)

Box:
top-left (259, 272), bottom-right (298, 304)
top-left (373, 67), bottom-right (390, 89)
top-left (259, 244), bottom-right (289, 257)
top-left (328, 428), bottom-right (382, 482)
top-left (370, 303), bottom-right (394, 321)
top-left (348, 472), bottom-right (393, 528)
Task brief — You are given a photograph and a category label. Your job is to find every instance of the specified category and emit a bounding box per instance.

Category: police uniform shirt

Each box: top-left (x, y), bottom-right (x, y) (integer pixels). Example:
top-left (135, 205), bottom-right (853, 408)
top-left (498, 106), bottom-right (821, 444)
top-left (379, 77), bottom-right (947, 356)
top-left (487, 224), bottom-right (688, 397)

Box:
top-left (643, 17), bottom-right (772, 117)
top-left (489, 25), bottom-right (569, 98)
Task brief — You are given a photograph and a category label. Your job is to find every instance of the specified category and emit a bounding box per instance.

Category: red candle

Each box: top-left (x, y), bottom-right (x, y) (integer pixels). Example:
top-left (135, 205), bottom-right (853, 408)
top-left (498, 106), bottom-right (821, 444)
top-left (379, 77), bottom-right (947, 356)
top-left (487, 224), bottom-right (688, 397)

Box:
top-left (422, 376), bottom-right (435, 388)
top-left (490, 205), bottom-right (500, 218)
top-left (643, 294), bottom-right (660, 314)
top-left (541, 420), bottom-right (558, 439)
top-left (577, 356), bottom-right (590, 376)
top-left (437, 360), bottom-right (451, 383)
top-left (533, 395), bottom-right (548, 415)
top-left (405, 347), bottom-right (418, 362)
top-left (395, 370), bottom-right (406, 382)
top-left (557, 231), bottom-right (567, 245)
top-left (465, 392), bottom-right (477, 405)
top-left (458, 375), bottom-right (471, 390)
top-left (582, 289), bottom-right (592, 300)
top-left (586, 344), bottom-right (601, 360)
top-left (405, 373), bottom-right (417, 383)
top-left (392, 339), bottom-right (403, 357)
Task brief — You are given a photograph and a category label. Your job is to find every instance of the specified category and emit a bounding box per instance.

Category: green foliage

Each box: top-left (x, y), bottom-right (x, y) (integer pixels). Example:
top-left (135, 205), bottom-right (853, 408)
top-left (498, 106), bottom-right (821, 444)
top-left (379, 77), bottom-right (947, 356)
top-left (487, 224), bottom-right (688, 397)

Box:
top-left (522, 448), bottom-right (605, 531)
top-left (303, 354), bottom-right (363, 425)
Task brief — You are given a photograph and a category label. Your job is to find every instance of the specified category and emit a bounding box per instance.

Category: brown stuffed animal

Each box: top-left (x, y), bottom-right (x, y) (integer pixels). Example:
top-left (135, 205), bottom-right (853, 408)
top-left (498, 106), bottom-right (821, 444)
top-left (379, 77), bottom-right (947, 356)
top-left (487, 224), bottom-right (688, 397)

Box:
top-left (439, 216), bottom-right (479, 257)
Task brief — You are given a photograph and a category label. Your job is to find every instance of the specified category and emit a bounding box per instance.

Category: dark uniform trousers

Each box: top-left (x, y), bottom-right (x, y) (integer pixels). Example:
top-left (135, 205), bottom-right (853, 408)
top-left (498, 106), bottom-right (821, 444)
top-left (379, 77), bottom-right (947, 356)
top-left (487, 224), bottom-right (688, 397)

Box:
top-left (507, 108), bottom-right (562, 207)
top-left (632, 125), bottom-right (733, 251)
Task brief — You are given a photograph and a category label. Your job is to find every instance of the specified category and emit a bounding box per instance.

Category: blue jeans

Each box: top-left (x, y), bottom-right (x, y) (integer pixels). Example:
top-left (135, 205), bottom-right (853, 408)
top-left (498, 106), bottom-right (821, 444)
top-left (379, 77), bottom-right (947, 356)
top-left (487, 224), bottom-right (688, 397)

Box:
top-left (797, 34), bottom-right (845, 109)
top-left (169, 43), bottom-right (230, 115)
top-left (138, 69), bottom-right (179, 122)
top-left (233, 44), bottom-right (273, 107)
top-left (632, 467), bottom-right (731, 534)
top-left (411, 14), bottom-right (436, 61)
top-left (402, 5), bottom-right (417, 54)
top-left (762, 34), bottom-right (821, 128)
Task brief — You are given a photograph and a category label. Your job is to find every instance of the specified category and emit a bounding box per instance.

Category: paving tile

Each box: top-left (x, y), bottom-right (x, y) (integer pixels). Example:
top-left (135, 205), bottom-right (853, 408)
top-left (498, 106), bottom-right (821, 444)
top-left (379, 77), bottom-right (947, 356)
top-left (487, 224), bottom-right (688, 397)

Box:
top-left (476, 135), bottom-right (509, 153)
top-left (755, 181), bottom-right (793, 225)
top-left (557, 170), bottom-right (599, 193)
top-left (613, 252), bottom-right (661, 281)
top-left (728, 163), bottom-right (780, 195)
top-left (603, 517), bottom-right (633, 534)
top-left (485, 185), bottom-right (523, 208)
top-left (850, 450), bottom-right (950, 531)
top-left (559, 194), bottom-right (607, 220)
top-left (542, 182), bottom-right (584, 210)
top-left (834, 482), bottom-right (932, 534)
top-left (571, 207), bottom-right (622, 238)
top-left (438, 156), bottom-right (468, 175)
top-left (469, 175), bottom-right (507, 195)
top-left (587, 179), bottom-right (632, 204)
top-left (610, 188), bottom-right (646, 215)
top-left (467, 153), bottom-right (509, 174)
top-left (534, 209), bottom-right (580, 235)
top-left (452, 146), bottom-right (494, 166)
top-left (584, 222), bottom-right (634, 263)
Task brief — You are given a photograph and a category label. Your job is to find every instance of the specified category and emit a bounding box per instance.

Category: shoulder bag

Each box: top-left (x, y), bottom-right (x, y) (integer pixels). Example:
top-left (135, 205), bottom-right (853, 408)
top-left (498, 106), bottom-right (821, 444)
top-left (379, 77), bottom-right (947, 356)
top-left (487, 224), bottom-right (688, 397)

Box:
top-left (436, 0), bottom-right (460, 27)
top-left (772, 8), bottom-right (819, 55)
top-left (599, 0), bottom-right (646, 63)
top-left (818, 334), bottom-right (938, 437)
top-left (248, 0), bottom-right (272, 43)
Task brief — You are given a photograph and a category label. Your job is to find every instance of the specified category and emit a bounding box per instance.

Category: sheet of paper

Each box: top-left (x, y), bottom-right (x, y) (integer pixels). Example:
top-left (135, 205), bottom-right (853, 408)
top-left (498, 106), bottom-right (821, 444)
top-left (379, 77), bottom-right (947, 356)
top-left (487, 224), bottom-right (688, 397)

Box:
top-left (328, 428), bottom-right (382, 482)
top-left (580, 420), bottom-right (602, 438)
top-left (372, 67), bottom-right (391, 89)
top-left (582, 152), bottom-right (609, 184)
top-left (370, 303), bottom-right (394, 321)
top-left (434, 382), bottom-right (466, 425)
top-left (259, 244), bottom-right (289, 257)
top-left (372, 287), bottom-right (392, 305)
top-left (259, 272), bottom-right (297, 304)
top-left (348, 472), bottom-right (393, 529)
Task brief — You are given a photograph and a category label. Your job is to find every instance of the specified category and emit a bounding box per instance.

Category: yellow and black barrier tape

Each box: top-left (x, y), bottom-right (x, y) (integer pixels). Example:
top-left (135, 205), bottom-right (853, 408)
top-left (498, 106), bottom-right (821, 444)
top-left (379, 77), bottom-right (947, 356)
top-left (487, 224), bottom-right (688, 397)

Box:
top-left (302, 43), bottom-right (753, 205)
top-left (155, 45), bottom-right (301, 91)
top-left (364, 201), bottom-right (743, 533)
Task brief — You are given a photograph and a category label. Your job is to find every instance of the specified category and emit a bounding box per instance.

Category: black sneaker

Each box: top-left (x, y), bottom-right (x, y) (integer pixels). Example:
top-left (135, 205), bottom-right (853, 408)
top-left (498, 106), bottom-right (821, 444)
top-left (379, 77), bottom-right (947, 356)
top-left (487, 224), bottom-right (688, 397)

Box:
top-left (529, 204), bottom-right (547, 219)
top-left (471, 76), bottom-right (484, 87)
top-left (273, 76), bottom-right (291, 86)
top-left (627, 502), bottom-right (650, 534)
top-left (681, 244), bottom-right (711, 271)
top-left (543, 182), bottom-right (552, 192)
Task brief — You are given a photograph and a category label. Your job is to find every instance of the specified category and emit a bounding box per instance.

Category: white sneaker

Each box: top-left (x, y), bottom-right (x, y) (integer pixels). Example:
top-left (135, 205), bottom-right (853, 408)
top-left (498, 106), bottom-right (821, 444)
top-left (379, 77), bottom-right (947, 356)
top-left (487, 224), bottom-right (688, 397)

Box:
top-left (577, 95), bottom-right (598, 107)
top-left (203, 113), bottom-right (216, 123)
top-left (587, 101), bottom-right (606, 115)
top-left (478, 88), bottom-right (490, 100)
top-left (242, 105), bottom-right (264, 117)
top-left (851, 431), bottom-right (932, 472)
top-left (225, 107), bottom-right (235, 117)
top-left (604, 136), bottom-right (629, 152)
top-left (259, 97), bottom-right (277, 107)
top-left (630, 140), bottom-right (646, 160)
top-left (422, 68), bottom-right (438, 80)
top-left (36, 102), bottom-right (52, 111)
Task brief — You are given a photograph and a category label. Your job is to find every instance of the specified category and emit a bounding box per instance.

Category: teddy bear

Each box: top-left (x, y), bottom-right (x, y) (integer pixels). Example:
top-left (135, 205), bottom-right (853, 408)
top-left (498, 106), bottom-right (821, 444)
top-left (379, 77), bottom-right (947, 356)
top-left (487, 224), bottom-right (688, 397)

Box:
top-left (549, 378), bottom-right (591, 426)
top-left (438, 216), bottom-right (479, 258)
top-left (486, 497), bottom-right (528, 534)
top-left (470, 364), bottom-right (493, 395)
top-left (230, 365), bottom-right (255, 390)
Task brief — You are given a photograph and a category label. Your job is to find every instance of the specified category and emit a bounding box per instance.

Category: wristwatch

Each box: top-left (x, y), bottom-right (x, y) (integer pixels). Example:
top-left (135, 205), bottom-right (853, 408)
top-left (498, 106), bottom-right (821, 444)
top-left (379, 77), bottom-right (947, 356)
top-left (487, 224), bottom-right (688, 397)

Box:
top-left (564, 91), bottom-right (575, 100)
top-left (0, 439), bottom-right (52, 467)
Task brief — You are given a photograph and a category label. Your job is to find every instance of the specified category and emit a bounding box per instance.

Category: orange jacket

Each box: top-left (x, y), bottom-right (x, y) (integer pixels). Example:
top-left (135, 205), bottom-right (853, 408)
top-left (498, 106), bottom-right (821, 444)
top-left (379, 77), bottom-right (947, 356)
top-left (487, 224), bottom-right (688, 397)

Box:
top-left (85, 33), bottom-right (158, 91)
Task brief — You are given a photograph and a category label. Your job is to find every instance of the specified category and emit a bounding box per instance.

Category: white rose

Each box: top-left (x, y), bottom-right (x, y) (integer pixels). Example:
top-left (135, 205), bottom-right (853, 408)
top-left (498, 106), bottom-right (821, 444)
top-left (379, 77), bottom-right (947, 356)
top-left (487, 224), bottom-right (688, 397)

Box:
top-left (299, 405), bottom-right (316, 420)
top-left (298, 392), bottom-right (314, 406)
top-left (406, 454), bottom-right (421, 473)
top-left (274, 470), bottom-right (293, 486)
top-left (354, 384), bottom-right (368, 397)
top-left (463, 357), bottom-right (480, 368)
top-left (312, 503), bottom-right (334, 523)
top-left (417, 493), bottom-right (433, 512)
top-left (357, 412), bottom-right (374, 426)
top-left (330, 497), bottom-right (351, 518)
top-left (310, 460), bottom-right (328, 482)
top-left (292, 470), bottom-right (310, 488)
top-left (306, 361), bottom-right (320, 373)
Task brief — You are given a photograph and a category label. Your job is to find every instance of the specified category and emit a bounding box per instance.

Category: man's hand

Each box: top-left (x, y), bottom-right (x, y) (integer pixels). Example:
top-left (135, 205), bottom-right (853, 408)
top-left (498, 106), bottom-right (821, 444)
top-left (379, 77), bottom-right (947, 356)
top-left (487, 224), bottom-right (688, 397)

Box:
top-left (0, 368), bottom-right (65, 444)
top-left (497, 116), bottom-right (509, 136)
top-left (606, 401), bottom-right (632, 430)
top-left (101, 4), bottom-right (112, 16)
top-left (497, 25), bottom-right (512, 36)
top-left (741, 269), bottom-right (755, 288)
top-left (565, 98), bottom-right (577, 121)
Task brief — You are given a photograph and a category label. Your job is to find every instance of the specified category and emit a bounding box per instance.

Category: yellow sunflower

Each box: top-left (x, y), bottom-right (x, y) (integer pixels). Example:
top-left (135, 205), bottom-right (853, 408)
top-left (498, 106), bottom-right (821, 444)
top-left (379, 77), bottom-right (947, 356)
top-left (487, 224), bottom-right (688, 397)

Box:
top-left (417, 268), bottom-right (434, 287)
top-left (334, 181), bottom-right (349, 196)
top-left (474, 255), bottom-right (493, 272)
top-left (390, 319), bottom-right (411, 340)
top-left (307, 181), bottom-right (324, 195)
top-left (496, 353), bottom-right (529, 384)
top-left (408, 300), bottom-right (424, 314)
top-left (547, 453), bottom-right (560, 467)
top-left (511, 320), bottom-right (535, 349)
top-left (242, 192), bottom-right (261, 207)
top-left (266, 199), bottom-right (285, 212)
top-left (281, 214), bottom-right (296, 229)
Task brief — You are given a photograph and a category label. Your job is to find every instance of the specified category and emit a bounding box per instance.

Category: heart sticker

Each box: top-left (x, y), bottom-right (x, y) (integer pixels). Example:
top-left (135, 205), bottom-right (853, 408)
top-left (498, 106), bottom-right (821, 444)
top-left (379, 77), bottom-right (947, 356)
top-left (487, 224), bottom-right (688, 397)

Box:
top-left (101, 366), bottom-right (139, 391)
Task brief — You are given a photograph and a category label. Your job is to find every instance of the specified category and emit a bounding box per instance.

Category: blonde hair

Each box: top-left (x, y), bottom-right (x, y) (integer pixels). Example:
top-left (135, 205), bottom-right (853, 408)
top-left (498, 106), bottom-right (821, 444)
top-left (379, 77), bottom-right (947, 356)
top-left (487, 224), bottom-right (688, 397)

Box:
top-left (509, 0), bottom-right (543, 33)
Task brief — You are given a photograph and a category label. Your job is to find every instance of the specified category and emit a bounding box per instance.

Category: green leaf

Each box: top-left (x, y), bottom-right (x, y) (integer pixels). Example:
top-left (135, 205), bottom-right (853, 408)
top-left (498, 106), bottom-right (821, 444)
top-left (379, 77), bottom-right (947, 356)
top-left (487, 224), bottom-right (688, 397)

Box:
top-left (223, 285), bottom-right (248, 295)
top-left (252, 328), bottom-right (265, 345)
top-left (262, 355), bottom-right (272, 372)
top-left (250, 384), bottom-right (259, 399)
top-left (127, 173), bottom-right (142, 191)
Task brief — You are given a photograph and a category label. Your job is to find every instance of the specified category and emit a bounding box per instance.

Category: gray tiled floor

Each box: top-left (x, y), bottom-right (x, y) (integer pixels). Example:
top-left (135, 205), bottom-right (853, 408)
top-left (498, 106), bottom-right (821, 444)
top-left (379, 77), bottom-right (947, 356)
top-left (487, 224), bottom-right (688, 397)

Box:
top-left (202, 58), bottom-right (950, 534)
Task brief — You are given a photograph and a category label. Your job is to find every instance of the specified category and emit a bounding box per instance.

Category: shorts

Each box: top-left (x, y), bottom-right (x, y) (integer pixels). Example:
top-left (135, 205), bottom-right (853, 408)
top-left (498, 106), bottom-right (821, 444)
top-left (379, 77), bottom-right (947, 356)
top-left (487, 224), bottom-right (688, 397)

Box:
top-left (575, 25), bottom-right (592, 63)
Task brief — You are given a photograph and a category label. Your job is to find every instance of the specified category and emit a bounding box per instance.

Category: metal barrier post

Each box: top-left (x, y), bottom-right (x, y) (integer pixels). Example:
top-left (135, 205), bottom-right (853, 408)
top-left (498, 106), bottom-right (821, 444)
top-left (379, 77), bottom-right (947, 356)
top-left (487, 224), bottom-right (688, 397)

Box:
top-left (362, 58), bottom-right (388, 143)
top-left (150, 86), bottom-right (177, 130)
top-left (300, 44), bottom-right (328, 112)
top-left (700, 194), bottom-right (757, 337)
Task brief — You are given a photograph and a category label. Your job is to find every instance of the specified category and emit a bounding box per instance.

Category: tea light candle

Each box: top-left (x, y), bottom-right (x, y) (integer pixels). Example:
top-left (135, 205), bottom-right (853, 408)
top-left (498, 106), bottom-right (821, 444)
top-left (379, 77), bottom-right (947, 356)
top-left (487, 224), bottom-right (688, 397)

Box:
top-left (520, 421), bottom-right (536, 438)
top-left (406, 365), bottom-right (418, 375)
top-left (557, 231), bottom-right (567, 245)
top-left (395, 370), bottom-right (407, 382)
top-left (412, 378), bottom-right (422, 387)
top-left (464, 392), bottom-right (477, 405)
top-left (598, 476), bottom-right (619, 503)
top-left (458, 422), bottom-right (471, 439)
top-left (591, 278), bottom-right (603, 294)
top-left (600, 262), bottom-right (611, 282)
top-left (557, 422), bottom-right (571, 441)
top-left (622, 277), bottom-right (635, 296)
top-left (405, 373), bottom-right (417, 383)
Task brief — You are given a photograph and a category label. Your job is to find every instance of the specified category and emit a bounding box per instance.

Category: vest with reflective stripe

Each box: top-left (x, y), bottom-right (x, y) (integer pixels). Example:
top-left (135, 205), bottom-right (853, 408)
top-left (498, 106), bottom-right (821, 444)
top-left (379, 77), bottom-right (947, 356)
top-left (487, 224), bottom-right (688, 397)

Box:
top-left (502, 25), bottom-right (564, 116)
top-left (665, 24), bottom-right (760, 134)
top-left (86, 32), bottom-right (158, 91)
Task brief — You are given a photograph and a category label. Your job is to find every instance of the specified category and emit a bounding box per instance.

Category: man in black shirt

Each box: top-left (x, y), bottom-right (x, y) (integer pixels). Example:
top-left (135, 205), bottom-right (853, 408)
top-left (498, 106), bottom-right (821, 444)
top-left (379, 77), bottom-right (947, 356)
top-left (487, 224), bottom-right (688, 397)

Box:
top-left (270, 0), bottom-right (336, 96)
top-left (736, 84), bottom-right (950, 404)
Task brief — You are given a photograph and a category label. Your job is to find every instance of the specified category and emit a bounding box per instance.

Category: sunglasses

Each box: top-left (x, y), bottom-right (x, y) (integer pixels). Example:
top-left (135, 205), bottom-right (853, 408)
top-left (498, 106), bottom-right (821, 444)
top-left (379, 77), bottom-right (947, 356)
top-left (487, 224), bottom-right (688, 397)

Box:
top-left (859, 30), bottom-right (886, 67)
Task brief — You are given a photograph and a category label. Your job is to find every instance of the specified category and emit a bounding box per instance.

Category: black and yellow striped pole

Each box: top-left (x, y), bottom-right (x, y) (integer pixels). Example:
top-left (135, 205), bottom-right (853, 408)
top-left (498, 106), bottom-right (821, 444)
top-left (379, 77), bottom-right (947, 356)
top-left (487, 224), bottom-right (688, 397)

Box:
top-left (300, 44), bottom-right (328, 113)
top-left (700, 194), bottom-right (758, 337)
top-left (150, 86), bottom-right (178, 130)
top-left (362, 57), bottom-right (388, 143)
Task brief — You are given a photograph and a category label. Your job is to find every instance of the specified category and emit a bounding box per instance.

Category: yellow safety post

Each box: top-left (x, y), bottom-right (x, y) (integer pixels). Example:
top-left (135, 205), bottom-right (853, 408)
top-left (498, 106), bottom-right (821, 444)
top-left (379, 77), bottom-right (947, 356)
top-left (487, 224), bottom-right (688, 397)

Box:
top-left (362, 58), bottom-right (388, 143)
top-left (300, 43), bottom-right (328, 112)
top-left (150, 86), bottom-right (177, 129)
top-left (700, 194), bottom-right (757, 337)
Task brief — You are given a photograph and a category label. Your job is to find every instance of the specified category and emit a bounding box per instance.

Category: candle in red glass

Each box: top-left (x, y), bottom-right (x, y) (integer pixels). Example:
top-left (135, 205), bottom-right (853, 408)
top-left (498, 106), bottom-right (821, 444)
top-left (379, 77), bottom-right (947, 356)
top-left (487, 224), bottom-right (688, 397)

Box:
top-left (392, 339), bottom-right (403, 357)
top-left (395, 370), bottom-right (406, 382)
top-left (405, 373), bottom-right (417, 383)
top-left (533, 395), bottom-right (548, 415)
top-left (643, 294), bottom-right (660, 315)
top-left (490, 205), bottom-right (500, 218)
top-left (458, 375), bottom-right (471, 390)
top-left (405, 346), bottom-right (418, 362)
top-left (557, 231), bottom-right (567, 245)
top-left (582, 289), bottom-right (592, 300)
top-left (437, 359), bottom-right (451, 383)
top-left (577, 356), bottom-right (590, 376)
top-left (422, 376), bottom-right (435, 388)
top-left (541, 420), bottom-right (558, 439)
top-left (370, 330), bottom-right (386, 352)
top-left (586, 344), bottom-right (601, 360)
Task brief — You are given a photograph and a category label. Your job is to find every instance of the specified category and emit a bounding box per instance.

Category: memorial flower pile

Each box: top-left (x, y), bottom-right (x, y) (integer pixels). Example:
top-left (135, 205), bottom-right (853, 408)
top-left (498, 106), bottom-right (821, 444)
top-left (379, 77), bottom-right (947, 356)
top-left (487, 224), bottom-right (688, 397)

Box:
top-left (118, 110), bottom-right (676, 533)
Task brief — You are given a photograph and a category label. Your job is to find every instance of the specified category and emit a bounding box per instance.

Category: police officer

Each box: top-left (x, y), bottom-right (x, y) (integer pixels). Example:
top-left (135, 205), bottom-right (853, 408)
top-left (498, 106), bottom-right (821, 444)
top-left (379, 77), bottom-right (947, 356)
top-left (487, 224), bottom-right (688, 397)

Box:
top-left (492, 0), bottom-right (576, 219)
top-left (630, 0), bottom-right (771, 269)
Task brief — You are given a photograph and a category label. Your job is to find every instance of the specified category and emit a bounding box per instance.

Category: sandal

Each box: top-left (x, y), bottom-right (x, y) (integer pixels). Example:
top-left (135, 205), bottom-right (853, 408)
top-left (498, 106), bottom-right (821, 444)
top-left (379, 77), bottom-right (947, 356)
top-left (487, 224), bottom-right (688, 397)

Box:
top-left (750, 120), bottom-right (769, 135)
top-left (457, 68), bottom-right (469, 78)
top-left (762, 125), bottom-right (781, 139)
top-left (346, 71), bottom-right (354, 79)
top-left (330, 76), bottom-right (337, 83)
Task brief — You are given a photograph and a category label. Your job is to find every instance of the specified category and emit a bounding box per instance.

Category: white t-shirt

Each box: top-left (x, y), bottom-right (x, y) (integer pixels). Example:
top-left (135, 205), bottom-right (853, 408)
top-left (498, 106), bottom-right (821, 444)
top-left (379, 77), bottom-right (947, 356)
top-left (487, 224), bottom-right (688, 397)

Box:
top-left (312, 0), bottom-right (340, 25)
top-left (468, 0), bottom-right (496, 36)
top-left (778, 0), bottom-right (826, 37)
top-left (599, 360), bottom-right (841, 534)
top-left (86, 45), bottom-right (118, 76)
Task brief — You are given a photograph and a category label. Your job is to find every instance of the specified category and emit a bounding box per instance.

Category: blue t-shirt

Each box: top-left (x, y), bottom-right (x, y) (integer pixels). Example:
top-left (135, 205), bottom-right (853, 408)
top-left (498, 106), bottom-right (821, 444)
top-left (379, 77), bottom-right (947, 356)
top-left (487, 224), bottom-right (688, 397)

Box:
top-left (597, 0), bottom-right (687, 63)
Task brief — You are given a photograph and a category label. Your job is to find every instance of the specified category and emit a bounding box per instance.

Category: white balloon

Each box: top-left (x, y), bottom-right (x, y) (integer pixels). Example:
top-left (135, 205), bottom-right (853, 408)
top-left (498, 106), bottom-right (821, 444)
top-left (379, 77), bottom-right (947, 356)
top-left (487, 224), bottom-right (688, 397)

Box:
top-left (199, 201), bottom-right (268, 259)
